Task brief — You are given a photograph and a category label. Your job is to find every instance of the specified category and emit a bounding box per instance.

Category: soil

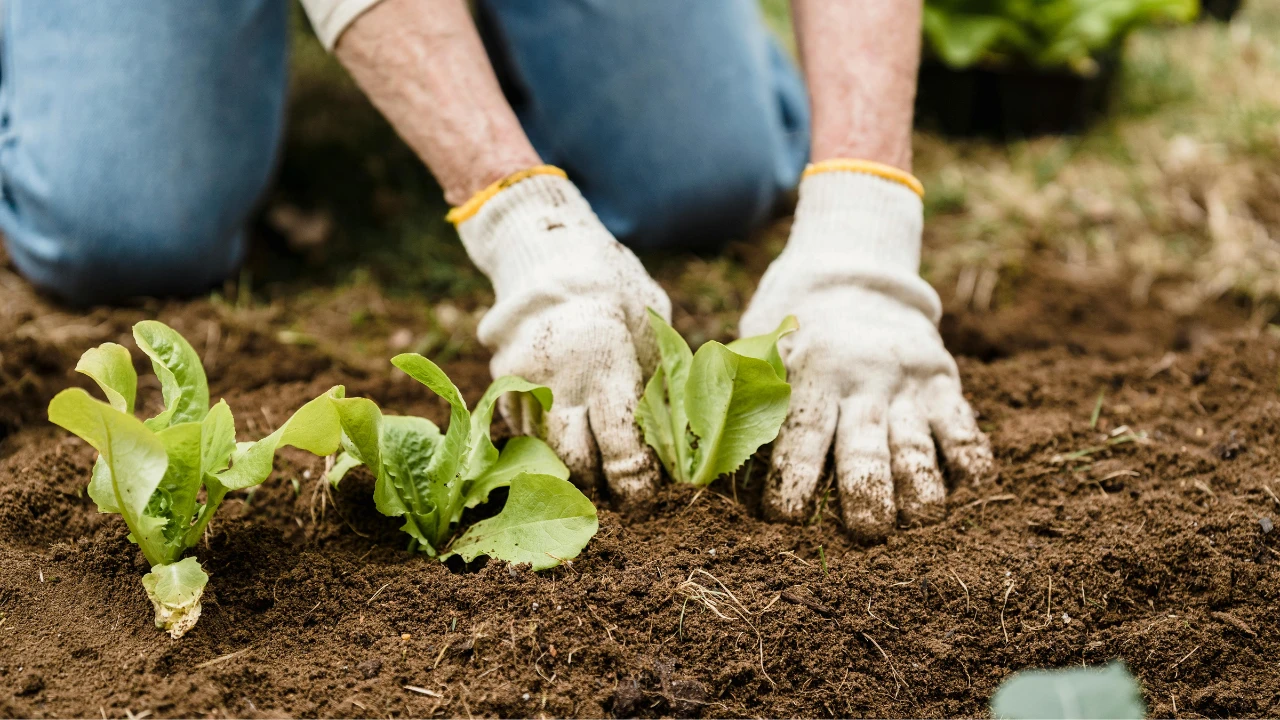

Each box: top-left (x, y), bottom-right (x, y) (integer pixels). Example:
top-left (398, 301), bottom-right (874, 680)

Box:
top-left (2, 262), bottom-right (1279, 719)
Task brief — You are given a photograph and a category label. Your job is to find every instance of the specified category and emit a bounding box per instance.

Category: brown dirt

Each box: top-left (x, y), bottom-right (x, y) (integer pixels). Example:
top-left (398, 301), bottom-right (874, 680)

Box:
top-left (2, 262), bottom-right (1279, 719)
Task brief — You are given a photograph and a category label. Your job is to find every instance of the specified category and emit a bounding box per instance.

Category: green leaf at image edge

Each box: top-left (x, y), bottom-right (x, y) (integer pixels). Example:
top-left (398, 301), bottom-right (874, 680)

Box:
top-left (445, 473), bottom-right (598, 571)
top-left (990, 661), bottom-right (1145, 720)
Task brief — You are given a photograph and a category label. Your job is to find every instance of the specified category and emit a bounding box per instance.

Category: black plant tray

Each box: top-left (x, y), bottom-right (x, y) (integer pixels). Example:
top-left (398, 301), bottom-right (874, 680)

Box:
top-left (915, 53), bottom-right (1118, 139)
top-left (1201, 0), bottom-right (1243, 21)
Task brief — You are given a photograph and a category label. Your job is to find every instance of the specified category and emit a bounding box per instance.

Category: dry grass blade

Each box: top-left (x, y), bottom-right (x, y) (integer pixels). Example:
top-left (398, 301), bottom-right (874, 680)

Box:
top-left (1001, 580), bottom-right (1015, 645)
top-left (861, 632), bottom-right (907, 698)
top-left (962, 493), bottom-right (1017, 510)
top-left (195, 647), bottom-right (251, 670)
top-left (404, 685), bottom-right (442, 698)
top-left (949, 568), bottom-right (971, 613)
top-left (677, 569), bottom-right (774, 686)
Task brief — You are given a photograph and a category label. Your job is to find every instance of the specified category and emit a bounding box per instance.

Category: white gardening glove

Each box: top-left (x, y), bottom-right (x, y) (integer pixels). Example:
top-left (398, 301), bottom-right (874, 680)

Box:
top-left (452, 168), bottom-right (670, 502)
top-left (740, 163), bottom-right (993, 540)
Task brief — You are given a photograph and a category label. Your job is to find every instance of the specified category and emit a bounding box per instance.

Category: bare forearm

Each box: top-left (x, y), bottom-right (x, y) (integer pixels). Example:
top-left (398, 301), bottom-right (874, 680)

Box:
top-left (791, 0), bottom-right (921, 171)
top-left (335, 0), bottom-right (540, 204)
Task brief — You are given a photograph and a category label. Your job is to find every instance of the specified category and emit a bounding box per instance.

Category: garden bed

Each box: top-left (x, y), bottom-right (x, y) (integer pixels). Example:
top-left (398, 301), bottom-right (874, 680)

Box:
top-left (2, 265), bottom-right (1278, 718)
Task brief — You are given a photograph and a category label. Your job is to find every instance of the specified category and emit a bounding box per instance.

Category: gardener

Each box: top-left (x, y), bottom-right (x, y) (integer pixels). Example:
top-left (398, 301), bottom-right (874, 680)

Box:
top-left (1, 0), bottom-right (991, 540)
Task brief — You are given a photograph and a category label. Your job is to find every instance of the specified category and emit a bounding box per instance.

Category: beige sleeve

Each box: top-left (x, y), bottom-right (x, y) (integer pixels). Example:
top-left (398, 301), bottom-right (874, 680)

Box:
top-left (298, 0), bottom-right (386, 51)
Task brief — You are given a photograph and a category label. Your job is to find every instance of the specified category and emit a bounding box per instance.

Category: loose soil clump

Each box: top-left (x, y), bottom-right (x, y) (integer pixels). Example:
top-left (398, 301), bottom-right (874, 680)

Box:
top-left (2, 265), bottom-right (1279, 718)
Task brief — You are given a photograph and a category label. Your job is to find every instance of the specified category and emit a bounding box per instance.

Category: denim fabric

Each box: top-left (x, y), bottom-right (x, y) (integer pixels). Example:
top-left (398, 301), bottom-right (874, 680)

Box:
top-left (481, 0), bottom-right (809, 251)
top-left (0, 0), bottom-right (290, 305)
top-left (0, 0), bottom-right (807, 304)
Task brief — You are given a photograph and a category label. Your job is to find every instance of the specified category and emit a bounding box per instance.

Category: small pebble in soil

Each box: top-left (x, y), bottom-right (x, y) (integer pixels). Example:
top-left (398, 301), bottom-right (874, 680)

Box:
top-left (522, 693), bottom-right (530, 701)
top-left (1261, 517), bottom-right (1274, 535)
top-left (707, 548), bottom-right (716, 556)
top-left (357, 659), bottom-right (382, 679)
top-left (400, 633), bottom-right (411, 640)
top-left (532, 602), bottom-right (538, 610)
top-left (17, 672), bottom-right (44, 696)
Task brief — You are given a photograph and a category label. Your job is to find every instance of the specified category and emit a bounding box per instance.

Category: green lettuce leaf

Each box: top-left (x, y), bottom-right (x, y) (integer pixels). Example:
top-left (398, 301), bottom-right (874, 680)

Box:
top-left (74, 342), bottom-right (137, 414)
top-left (48, 388), bottom-right (171, 566)
top-left (636, 365), bottom-right (681, 480)
top-left (330, 394), bottom-right (385, 476)
top-left (377, 415), bottom-right (446, 550)
top-left (391, 354), bottom-right (471, 496)
top-left (142, 557), bottom-right (209, 639)
top-left (636, 309), bottom-right (695, 482)
top-left (991, 662), bottom-right (1145, 719)
top-left (214, 386), bottom-right (345, 491)
top-left (326, 452), bottom-right (366, 487)
top-left (325, 358), bottom-right (593, 564)
top-left (686, 342), bottom-right (792, 486)
top-left (200, 400), bottom-right (237, 477)
top-left (637, 312), bottom-right (794, 486)
top-left (445, 473), bottom-right (598, 570)
top-left (464, 376), bottom-right (553, 481)
top-left (462, 436), bottom-right (569, 510)
top-left (153, 421), bottom-right (205, 551)
top-left (725, 315), bottom-right (798, 381)
top-left (133, 321), bottom-right (209, 429)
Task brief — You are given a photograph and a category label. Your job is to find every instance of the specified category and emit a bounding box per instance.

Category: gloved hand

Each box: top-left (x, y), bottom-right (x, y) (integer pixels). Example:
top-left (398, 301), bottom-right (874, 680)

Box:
top-left (451, 167), bottom-right (670, 502)
top-left (739, 162), bottom-right (993, 540)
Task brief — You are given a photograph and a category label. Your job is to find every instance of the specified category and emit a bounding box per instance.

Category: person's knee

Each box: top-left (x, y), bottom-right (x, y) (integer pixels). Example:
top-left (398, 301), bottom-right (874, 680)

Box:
top-left (0, 0), bottom-right (289, 305)
top-left (2, 169), bottom-right (253, 306)
top-left (488, 0), bottom-right (809, 250)
top-left (593, 116), bottom-right (791, 253)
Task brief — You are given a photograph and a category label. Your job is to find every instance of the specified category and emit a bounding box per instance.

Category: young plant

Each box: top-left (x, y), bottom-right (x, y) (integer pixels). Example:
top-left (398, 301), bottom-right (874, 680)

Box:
top-left (636, 310), bottom-right (797, 486)
top-left (47, 321), bottom-right (345, 638)
top-left (923, 0), bottom-right (1197, 72)
top-left (991, 662), bottom-right (1145, 719)
top-left (325, 353), bottom-right (596, 570)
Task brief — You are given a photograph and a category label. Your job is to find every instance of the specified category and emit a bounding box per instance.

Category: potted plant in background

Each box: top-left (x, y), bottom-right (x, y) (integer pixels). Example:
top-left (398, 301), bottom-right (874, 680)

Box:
top-left (1200, 0), bottom-right (1243, 21)
top-left (916, 0), bottom-right (1200, 137)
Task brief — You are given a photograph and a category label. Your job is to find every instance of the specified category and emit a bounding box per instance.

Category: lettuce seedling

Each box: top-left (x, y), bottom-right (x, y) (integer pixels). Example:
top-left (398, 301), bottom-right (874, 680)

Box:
top-left (47, 321), bottom-right (344, 638)
top-left (325, 353), bottom-right (596, 570)
top-left (991, 661), bottom-right (1144, 719)
top-left (636, 311), bottom-right (797, 486)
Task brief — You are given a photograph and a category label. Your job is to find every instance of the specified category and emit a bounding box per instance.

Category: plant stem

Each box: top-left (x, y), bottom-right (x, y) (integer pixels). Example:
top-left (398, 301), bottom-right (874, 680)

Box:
top-left (182, 482), bottom-right (228, 552)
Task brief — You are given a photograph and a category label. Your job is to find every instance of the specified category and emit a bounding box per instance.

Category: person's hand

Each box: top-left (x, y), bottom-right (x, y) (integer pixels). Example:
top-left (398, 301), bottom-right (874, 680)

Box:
top-left (739, 164), bottom-right (992, 540)
top-left (453, 169), bottom-right (669, 502)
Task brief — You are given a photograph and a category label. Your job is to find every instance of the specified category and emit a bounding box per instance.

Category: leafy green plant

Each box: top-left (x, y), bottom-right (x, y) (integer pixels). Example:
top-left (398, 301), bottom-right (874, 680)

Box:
top-left (636, 311), bottom-right (796, 486)
top-left (991, 662), bottom-right (1146, 719)
top-left (923, 0), bottom-right (1198, 72)
top-left (325, 353), bottom-right (596, 570)
top-left (47, 321), bottom-right (345, 638)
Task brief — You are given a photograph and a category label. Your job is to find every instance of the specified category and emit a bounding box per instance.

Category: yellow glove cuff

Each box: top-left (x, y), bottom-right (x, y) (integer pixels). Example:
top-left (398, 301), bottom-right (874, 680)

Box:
top-left (802, 158), bottom-right (924, 199)
top-left (445, 164), bottom-right (569, 225)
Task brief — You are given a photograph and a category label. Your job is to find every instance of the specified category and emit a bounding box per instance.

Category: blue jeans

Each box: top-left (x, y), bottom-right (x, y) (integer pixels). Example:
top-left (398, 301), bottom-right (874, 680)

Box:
top-left (0, 0), bottom-right (809, 305)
